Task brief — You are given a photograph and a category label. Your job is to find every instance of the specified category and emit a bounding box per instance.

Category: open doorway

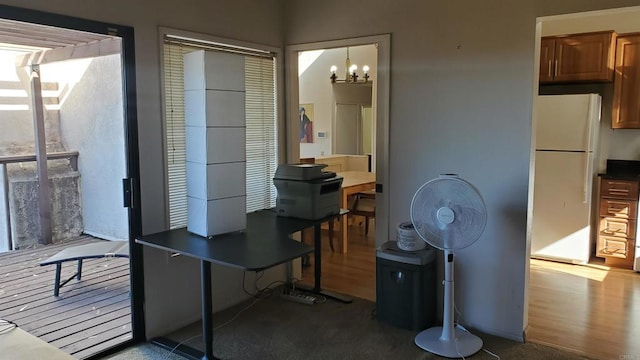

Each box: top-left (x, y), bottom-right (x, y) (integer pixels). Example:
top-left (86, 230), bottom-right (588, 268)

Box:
top-left (287, 36), bottom-right (390, 301)
top-left (0, 7), bottom-right (142, 359)
top-left (527, 6), bottom-right (640, 359)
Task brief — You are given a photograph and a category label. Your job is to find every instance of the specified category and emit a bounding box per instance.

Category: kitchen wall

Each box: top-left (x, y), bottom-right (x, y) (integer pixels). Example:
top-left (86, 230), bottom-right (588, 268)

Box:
top-left (298, 45), bottom-right (377, 158)
top-left (541, 9), bottom-right (640, 162)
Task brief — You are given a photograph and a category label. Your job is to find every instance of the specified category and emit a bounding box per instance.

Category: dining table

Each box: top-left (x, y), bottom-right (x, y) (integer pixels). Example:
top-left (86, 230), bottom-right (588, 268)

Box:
top-left (335, 171), bottom-right (376, 253)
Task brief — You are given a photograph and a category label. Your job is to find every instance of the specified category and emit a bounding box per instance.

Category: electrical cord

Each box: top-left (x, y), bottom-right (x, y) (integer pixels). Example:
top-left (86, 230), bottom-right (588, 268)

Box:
top-left (453, 300), bottom-right (500, 359)
top-left (0, 319), bottom-right (18, 335)
top-left (483, 348), bottom-right (501, 359)
top-left (171, 271), bottom-right (308, 355)
top-left (169, 334), bottom-right (202, 354)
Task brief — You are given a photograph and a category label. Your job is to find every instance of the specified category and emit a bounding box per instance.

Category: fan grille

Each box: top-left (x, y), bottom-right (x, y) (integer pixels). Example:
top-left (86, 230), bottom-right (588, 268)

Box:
top-left (410, 176), bottom-right (486, 250)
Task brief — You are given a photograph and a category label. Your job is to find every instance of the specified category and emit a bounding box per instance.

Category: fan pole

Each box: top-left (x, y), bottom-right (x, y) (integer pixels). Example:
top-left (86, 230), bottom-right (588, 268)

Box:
top-left (441, 249), bottom-right (455, 342)
top-left (414, 248), bottom-right (483, 358)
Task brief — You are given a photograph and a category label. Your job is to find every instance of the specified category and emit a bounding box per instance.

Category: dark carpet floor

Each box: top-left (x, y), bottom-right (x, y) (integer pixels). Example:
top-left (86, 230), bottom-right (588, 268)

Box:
top-left (108, 291), bottom-right (598, 360)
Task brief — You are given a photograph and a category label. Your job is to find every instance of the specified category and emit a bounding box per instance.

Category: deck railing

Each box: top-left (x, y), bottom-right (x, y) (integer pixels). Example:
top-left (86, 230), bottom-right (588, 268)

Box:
top-left (0, 151), bottom-right (79, 250)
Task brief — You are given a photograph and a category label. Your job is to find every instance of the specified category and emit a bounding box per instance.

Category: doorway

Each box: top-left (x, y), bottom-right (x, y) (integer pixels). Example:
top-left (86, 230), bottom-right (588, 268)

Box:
top-left (0, 5), bottom-right (142, 358)
top-left (527, 6), bottom-right (640, 358)
top-left (286, 35), bottom-right (390, 300)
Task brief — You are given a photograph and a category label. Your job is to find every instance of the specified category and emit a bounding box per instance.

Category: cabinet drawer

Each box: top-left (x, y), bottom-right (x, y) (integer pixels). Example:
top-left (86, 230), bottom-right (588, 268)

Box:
top-left (599, 199), bottom-right (638, 219)
top-left (599, 217), bottom-right (636, 239)
top-left (600, 179), bottom-right (639, 200)
top-left (596, 236), bottom-right (635, 260)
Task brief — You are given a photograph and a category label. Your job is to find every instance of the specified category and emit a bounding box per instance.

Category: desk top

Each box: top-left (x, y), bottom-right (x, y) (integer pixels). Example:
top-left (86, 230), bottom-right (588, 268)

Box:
top-left (337, 171), bottom-right (376, 188)
top-left (136, 209), bottom-right (345, 271)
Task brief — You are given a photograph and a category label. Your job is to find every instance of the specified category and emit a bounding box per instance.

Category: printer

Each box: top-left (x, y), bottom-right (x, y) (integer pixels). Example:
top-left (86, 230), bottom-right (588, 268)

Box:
top-left (273, 163), bottom-right (343, 220)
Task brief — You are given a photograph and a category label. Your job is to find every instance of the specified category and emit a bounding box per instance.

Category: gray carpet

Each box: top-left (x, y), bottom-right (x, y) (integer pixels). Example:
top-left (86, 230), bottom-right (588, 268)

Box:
top-left (106, 291), bottom-right (598, 360)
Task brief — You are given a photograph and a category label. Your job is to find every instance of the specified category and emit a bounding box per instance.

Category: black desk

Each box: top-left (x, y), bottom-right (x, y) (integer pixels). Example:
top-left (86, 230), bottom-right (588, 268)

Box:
top-left (136, 209), bottom-right (349, 360)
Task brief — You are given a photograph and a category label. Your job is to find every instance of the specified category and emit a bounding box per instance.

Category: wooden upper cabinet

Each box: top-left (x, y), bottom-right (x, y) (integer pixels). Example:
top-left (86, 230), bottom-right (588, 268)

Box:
top-left (539, 38), bottom-right (555, 83)
top-left (612, 33), bottom-right (640, 129)
top-left (540, 31), bottom-right (616, 84)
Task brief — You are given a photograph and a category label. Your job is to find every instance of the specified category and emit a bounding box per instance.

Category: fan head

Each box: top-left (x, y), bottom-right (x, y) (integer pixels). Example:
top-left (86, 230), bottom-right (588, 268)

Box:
top-left (410, 174), bottom-right (486, 250)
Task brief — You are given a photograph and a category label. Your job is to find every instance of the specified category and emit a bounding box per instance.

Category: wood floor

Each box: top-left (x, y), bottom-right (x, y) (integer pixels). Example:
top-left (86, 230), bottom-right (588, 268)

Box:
top-left (527, 258), bottom-right (640, 360)
top-left (301, 222), bottom-right (640, 360)
top-left (300, 221), bottom-right (376, 302)
top-left (0, 235), bottom-right (132, 359)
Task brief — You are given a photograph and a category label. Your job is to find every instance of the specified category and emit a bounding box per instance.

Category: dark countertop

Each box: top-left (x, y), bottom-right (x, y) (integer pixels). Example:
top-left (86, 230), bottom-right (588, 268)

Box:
top-left (598, 173), bottom-right (640, 181)
top-left (600, 159), bottom-right (640, 181)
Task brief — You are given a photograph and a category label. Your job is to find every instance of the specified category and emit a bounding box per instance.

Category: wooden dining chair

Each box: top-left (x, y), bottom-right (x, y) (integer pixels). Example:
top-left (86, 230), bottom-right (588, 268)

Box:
top-left (349, 189), bottom-right (376, 235)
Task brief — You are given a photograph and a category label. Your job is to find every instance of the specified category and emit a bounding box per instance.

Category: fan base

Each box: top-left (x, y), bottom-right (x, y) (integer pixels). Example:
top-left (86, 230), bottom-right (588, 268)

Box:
top-left (414, 326), bottom-right (483, 358)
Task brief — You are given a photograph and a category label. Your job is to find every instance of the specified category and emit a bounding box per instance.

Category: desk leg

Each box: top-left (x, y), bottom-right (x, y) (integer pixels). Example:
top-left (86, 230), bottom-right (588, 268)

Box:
top-left (313, 224), bottom-right (321, 292)
top-left (149, 260), bottom-right (219, 360)
top-left (201, 260), bottom-right (215, 360)
top-left (296, 223), bottom-right (352, 304)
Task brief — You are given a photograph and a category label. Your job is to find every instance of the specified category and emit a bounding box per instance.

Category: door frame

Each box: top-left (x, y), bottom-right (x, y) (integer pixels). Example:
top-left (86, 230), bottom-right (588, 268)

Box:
top-left (285, 34), bottom-right (390, 248)
top-left (0, 3), bottom-right (145, 353)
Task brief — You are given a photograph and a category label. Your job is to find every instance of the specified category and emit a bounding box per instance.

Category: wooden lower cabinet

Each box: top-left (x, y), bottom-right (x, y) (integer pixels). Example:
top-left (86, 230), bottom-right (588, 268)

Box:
top-left (596, 178), bottom-right (638, 269)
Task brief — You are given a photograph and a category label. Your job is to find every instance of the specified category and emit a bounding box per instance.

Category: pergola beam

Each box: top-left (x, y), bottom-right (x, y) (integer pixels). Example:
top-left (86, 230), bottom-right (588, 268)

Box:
top-left (15, 37), bottom-right (121, 67)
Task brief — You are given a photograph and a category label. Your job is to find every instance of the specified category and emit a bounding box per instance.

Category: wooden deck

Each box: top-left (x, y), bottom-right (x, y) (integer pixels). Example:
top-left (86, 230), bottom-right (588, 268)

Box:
top-left (0, 235), bottom-right (132, 359)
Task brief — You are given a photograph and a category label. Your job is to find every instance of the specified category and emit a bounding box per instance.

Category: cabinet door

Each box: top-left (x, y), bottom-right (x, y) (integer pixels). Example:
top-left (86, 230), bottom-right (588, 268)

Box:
top-left (599, 217), bottom-right (636, 239)
top-left (539, 38), bottom-right (555, 83)
top-left (553, 32), bottom-right (615, 83)
top-left (599, 199), bottom-right (637, 219)
top-left (601, 179), bottom-right (640, 200)
top-left (612, 34), bottom-right (640, 129)
top-left (596, 236), bottom-right (635, 263)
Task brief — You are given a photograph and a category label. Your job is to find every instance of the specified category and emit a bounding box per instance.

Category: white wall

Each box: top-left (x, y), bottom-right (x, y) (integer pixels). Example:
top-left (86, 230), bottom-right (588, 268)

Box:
top-left (284, 0), bottom-right (640, 342)
top-left (299, 45), bottom-right (376, 158)
top-left (58, 54), bottom-right (129, 241)
top-left (0, 0), bottom-right (285, 339)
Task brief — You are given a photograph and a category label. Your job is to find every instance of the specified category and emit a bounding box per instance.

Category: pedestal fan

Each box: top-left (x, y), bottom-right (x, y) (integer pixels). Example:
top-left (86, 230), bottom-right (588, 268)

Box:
top-left (410, 174), bottom-right (487, 358)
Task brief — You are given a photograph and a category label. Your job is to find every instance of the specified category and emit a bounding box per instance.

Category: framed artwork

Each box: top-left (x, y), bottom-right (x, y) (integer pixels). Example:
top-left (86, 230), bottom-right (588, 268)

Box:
top-left (299, 103), bottom-right (314, 143)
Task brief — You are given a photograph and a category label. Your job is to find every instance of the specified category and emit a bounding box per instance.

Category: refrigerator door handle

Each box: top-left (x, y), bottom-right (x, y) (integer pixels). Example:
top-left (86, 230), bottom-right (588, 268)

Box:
top-left (583, 152), bottom-right (592, 204)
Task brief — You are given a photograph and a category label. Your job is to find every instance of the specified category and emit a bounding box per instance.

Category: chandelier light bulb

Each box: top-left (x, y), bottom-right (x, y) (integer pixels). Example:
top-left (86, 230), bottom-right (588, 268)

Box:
top-left (362, 65), bottom-right (370, 74)
top-left (330, 65), bottom-right (337, 74)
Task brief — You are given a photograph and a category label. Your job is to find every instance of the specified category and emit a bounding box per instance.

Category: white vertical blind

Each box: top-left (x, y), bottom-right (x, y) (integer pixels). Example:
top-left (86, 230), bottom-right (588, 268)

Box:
top-left (163, 42), bottom-right (277, 229)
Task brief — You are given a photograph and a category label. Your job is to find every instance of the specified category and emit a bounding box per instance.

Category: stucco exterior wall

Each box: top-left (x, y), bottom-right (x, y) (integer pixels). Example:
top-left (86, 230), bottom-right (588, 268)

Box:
top-left (59, 54), bottom-right (128, 241)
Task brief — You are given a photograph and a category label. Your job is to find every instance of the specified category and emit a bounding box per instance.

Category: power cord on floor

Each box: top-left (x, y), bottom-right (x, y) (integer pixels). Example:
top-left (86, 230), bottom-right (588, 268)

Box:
top-left (242, 271), bottom-right (299, 299)
top-left (456, 324), bottom-right (501, 359)
top-left (482, 348), bottom-right (501, 359)
top-left (214, 298), bottom-right (260, 331)
top-left (0, 319), bottom-right (18, 335)
top-left (170, 286), bottom-right (263, 354)
top-left (169, 334), bottom-right (202, 354)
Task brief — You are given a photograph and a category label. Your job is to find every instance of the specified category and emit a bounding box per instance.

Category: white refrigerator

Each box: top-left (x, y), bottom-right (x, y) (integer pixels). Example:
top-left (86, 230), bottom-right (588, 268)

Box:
top-left (531, 94), bottom-right (601, 264)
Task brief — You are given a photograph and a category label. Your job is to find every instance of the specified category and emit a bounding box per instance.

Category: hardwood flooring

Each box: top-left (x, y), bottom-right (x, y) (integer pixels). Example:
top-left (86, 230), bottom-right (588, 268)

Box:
top-left (300, 222), bottom-right (640, 360)
top-left (527, 258), bottom-right (640, 360)
top-left (299, 221), bottom-right (376, 301)
top-left (0, 236), bottom-right (132, 359)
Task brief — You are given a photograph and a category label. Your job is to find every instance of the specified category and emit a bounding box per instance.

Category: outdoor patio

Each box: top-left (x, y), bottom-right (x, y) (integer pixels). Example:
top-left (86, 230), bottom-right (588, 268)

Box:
top-left (0, 235), bottom-right (131, 359)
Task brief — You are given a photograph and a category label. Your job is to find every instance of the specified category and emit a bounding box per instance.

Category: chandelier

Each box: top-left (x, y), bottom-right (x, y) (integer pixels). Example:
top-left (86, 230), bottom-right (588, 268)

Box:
top-left (330, 47), bottom-right (370, 84)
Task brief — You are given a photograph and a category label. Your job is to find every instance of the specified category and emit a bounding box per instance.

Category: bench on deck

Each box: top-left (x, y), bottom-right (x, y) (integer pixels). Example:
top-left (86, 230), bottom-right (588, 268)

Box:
top-left (39, 241), bottom-right (129, 297)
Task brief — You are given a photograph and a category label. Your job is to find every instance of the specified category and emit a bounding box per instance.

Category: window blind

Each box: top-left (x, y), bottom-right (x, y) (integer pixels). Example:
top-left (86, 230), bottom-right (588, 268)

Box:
top-left (163, 42), bottom-right (278, 229)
